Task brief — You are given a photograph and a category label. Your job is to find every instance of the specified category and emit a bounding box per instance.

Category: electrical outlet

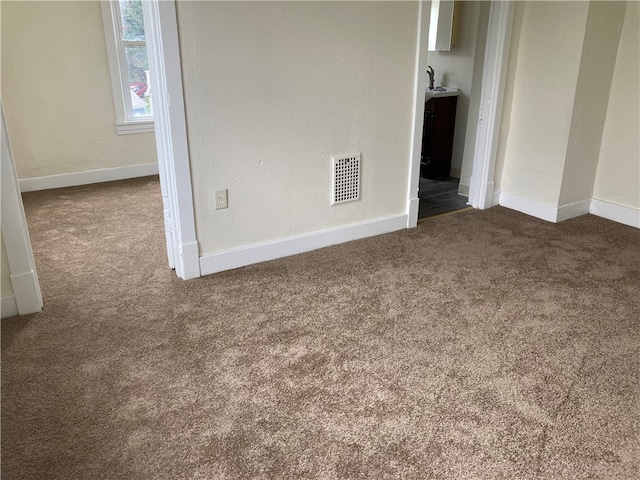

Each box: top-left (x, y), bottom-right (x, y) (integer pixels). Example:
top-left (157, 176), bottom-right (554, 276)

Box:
top-left (214, 189), bottom-right (228, 210)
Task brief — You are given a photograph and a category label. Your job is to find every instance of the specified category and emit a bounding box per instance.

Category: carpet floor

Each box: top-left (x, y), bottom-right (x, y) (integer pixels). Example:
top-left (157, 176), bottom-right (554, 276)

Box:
top-left (2, 176), bottom-right (639, 480)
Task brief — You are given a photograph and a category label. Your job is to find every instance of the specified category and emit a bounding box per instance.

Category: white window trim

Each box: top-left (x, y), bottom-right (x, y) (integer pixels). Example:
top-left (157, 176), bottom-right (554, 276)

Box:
top-left (101, 0), bottom-right (154, 135)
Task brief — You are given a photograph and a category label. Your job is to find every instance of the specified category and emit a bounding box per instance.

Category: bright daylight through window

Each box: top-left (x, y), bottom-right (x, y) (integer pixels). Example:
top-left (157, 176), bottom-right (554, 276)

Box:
top-left (102, 0), bottom-right (153, 134)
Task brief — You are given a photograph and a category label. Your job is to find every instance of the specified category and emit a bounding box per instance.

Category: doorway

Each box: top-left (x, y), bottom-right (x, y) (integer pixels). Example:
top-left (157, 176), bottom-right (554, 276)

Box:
top-left (0, 0), bottom-right (175, 318)
top-left (407, 1), bottom-right (515, 226)
top-left (418, 1), bottom-right (487, 220)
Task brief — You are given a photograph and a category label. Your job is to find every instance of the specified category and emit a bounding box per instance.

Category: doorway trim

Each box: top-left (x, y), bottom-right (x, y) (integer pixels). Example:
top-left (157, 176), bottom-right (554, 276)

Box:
top-left (468, 1), bottom-right (515, 209)
top-left (407, 0), bottom-right (515, 224)
top-left (143, 0), bottom-right (200, 279)
top-left (1, 103), bottom-right (43, 316)
top-left (406, 0), bottom-right (431, 228)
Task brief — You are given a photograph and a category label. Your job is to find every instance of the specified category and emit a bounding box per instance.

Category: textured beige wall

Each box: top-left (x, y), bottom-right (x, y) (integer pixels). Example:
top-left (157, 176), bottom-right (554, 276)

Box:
top-left (499, 1), bottom-right (590, 206)
top-left (559, 1), bottom-right (626, 206)
top-left (496, 1), bottom-right (633, 213)
top-left (493, 1), bottom-right (526, 195)
top-left (176, 2), bottom-right (419, 255)
top-left (1, 235), bottom-right (13, 297)
top-left (1, 1), bottom-right (156, 179)
top-left (593, 2), bottom-right (639, 209)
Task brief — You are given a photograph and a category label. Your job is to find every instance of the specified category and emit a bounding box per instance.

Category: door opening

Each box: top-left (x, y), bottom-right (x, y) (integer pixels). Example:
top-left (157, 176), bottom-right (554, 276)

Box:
top-left (407, 0), bottom-right (515, 226)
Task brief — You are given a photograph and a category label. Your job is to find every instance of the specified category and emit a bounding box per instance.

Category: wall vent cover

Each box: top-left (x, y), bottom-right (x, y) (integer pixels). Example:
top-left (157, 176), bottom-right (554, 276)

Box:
top-left (331, 153), bottom-right (361, 205)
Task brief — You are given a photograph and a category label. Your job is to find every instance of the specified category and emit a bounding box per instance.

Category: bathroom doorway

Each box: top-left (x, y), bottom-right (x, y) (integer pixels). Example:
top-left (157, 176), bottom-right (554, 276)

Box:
top-left (417, 1), bottom-right (489, 220)
top-left (409, 1), bottom-right (512, 225)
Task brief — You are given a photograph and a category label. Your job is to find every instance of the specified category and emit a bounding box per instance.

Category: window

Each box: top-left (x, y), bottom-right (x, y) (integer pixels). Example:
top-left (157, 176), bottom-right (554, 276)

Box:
top-left (102, 0), bottom-right (153, 134)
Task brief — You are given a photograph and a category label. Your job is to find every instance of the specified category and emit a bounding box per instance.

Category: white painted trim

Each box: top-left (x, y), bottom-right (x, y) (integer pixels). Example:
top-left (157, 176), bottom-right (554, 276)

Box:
top-left (143, 0), bottom-right (200, 279)
top-left (468, 1), bottom-right (515, 210)
top-left (500, 193), bottom-right (640, 228)
top-left (101, 1), bottom-right (128, 126)
top-left (556, 199), bottom-right (591, 222)
top-left (9, 271), bottom-right (42, 315)
top-left (1, 295), bottom-right (18, 319)
top-left (408, 197), bottom-right (420, 226)
top-left (116, 121), bottom-right (154, 135)
top-left (19, 163), bottom-right (159, 192)
top-left (458, 183), bottom-right (469, 197)
top-left (200, 214), bottom-right (408, 276)
top-left (499, 192), bottom-right (591, 223)
top-left (499, 192), bottom-right (559, 223)
top-left (407, 1), bottom-right (432, 229)
top-left (491, 190), bottom-right (501, 207)
top-left (590, 199), bottom-right (640, 229)
top-left (1, 103), bottom-right (43, 316)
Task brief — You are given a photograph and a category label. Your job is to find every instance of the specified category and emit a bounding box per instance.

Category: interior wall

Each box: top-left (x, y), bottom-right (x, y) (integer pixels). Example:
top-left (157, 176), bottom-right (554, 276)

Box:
top-left (559, 1), bottom-right (626, 206)
top-left (176, 1), bottom-right (419, 256)
top-left (593, 1), bottom-right (639, 210)
top-left (1, 235), bottom-right (13, 298)
top-left (426, 1), bottom-right (482, 178)
top-left (493, 1), bottom-right (526, 196)
top-left (498, 1), bottom-right (590, 206)
top-left (1, 1), bottom-right (156, 179)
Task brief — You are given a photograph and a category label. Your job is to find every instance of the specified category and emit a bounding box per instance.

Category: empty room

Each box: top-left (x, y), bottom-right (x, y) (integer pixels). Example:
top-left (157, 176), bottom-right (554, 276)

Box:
top-left (2, 1), bottom-right (638, 479)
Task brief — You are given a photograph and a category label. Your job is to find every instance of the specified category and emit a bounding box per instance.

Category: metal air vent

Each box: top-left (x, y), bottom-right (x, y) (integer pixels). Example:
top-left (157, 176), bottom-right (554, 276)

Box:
top-left (331, 153), bottom-right (361, 205)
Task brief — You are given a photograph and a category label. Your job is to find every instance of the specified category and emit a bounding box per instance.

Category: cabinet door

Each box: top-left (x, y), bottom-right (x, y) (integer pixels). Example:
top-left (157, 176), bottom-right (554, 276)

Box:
top-left (421, 104), bottom-right (436, 177)
top-left (420, 96), bottom-right (457, 179)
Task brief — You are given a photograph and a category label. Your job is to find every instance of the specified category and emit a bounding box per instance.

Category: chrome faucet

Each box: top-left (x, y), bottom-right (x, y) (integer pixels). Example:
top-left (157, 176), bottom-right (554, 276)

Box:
top-left (427, 66), bottom-right (435, 90)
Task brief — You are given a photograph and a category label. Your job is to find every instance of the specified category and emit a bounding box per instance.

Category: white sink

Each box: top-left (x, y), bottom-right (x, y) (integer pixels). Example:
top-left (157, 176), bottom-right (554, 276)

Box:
top-left (425, 86), bottom-right (460, 99)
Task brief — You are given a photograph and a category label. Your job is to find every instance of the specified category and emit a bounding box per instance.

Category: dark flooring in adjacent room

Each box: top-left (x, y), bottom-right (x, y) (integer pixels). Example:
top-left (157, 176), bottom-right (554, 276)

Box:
top-left (418, 176), bottom-right (470, 220)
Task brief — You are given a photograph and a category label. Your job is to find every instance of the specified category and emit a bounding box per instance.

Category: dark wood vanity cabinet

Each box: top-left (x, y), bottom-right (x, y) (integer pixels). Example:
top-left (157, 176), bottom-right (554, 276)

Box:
top-left (420, 95), bottom-right (458, 179)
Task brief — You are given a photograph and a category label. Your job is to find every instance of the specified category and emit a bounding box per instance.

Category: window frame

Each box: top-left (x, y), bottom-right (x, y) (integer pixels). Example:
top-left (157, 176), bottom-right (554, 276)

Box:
top-left (101, 0), bottom-right (154, 135)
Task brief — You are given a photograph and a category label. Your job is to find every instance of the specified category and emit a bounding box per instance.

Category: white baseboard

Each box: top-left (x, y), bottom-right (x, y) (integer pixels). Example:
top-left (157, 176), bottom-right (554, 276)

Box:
top-left (10, 270), bottom-right (43, 315)
top-left (590, 199), bottom-right (640, 229)
top-left (499, 192), bottom-right (559, 222)
top-left (200, 214), bottom-right (408, 276)
top-left (19, 163), bottom-right (159, 192)
top-left (556, 199), bottom-right (591, 222)
top-left (458, 183), bottom-right (469, 197)
top-left (482, 181), bottom-right (497, 209)
top-left (499, 192), bottom-right (589, 222)
top-left (1, 294), bottom-right (18, 319)
top-left (178, 240), bottom-right (201, 280)
top-left (491, 190), bottom-right (501, 207)
top-left (407, 198), bottom-right (420, 228)
top-left (498, 192), bottom-right (638, 226)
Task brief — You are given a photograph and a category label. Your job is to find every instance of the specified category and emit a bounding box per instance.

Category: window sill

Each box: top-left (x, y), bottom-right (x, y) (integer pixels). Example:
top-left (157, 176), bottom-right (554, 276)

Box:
top-left (116, 121), bottom-right (154, 135)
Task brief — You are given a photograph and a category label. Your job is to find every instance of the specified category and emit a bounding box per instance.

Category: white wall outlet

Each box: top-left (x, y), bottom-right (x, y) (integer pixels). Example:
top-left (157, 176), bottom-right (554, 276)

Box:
top-left (214, 189), bottom-right (228, 210)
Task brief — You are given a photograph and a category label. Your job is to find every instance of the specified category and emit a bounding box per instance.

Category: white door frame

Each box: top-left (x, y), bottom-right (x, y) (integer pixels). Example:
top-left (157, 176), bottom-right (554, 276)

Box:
top-left (468, 0), bottom-right (514, 209)
top-left (1, 102), bottom-right (43, 316)
top-left (407, 0), bottom-right (515, 224)
top-left (406, 0), bottom-right (432, 228)
top-left (143, 0), bottom-right (200, 280)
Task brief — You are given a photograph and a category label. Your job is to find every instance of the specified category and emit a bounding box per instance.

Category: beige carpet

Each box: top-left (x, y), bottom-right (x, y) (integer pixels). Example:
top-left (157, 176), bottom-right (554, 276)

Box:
top-left (2, 176), bottom-right (639, 479)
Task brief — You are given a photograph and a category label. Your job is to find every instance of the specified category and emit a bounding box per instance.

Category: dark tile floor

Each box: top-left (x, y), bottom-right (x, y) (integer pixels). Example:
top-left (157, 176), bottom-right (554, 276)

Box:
top-left (418, 176), bottom-right (469, 220)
